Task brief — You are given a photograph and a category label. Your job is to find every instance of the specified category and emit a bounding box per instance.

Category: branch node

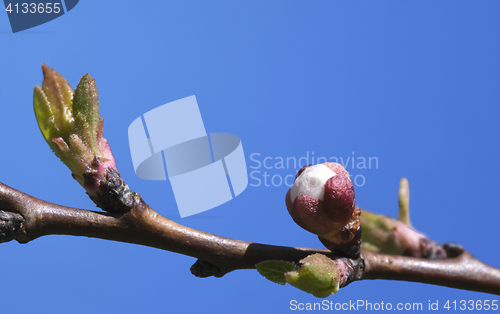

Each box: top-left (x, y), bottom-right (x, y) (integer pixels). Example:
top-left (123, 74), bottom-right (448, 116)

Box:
top-left (418, 238), bottom-right (447, 260)
top-left (0, 211), bottom-right (24, 243)
top-left (190, 260), bottom-right (223, 278)
top-left (443, 242), bottom-right (465, 258)
top-left (340, 258), bottom-right (364, 288)
top-left (89, 168), bottom-right (139, 213)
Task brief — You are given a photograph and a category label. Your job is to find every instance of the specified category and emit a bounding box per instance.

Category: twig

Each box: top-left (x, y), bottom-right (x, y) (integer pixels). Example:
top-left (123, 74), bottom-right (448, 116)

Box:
top-left (362, 250), bottom-right (500, 295)
top-left (0, 181), bottom-right (332, 277)
top-left (1, 181), bottom-right (499, 295)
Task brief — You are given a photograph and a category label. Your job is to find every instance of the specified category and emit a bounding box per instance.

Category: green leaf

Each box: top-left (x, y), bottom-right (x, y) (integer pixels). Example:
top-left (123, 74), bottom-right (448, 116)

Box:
top-left (33, 64), bottom-right (75, 147)
top-left (284, 254), bottom-right (341, 298)
top-left (73, 74), bottom-right (100, 154)
top-left (33, 85), bottom-right (58, 144)
top-left (398, 177), bottom-right (411, 226)
top-left (256, 260), bottom-right (296, 285)
top-left (39, 63), bottom-right (74, 139)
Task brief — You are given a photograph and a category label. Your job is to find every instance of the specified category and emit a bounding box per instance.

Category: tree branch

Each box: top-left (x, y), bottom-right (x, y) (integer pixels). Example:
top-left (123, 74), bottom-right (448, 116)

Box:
top-left (1, 181), bottom-right (499, 295)
top-left (0, 181), bottom-right (332, 277)
top-left (362, 250), bottom-right (500, 295)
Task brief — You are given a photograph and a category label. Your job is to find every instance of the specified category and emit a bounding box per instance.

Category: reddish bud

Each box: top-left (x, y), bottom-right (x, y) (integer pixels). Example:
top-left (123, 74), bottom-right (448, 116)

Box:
top-left (323, 175), bottom-right (355, 225)
top-left (286, 162), bottom-right (361, 258)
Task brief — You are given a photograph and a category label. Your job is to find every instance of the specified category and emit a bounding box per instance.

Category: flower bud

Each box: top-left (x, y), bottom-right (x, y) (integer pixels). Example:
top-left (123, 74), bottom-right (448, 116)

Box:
top-left (286, 162), bottom-right (361, 258)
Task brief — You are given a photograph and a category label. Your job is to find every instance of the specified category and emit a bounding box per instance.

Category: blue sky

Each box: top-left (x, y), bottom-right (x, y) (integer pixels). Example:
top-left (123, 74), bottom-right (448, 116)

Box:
top-left (1, 1), bottom-right (499, 313)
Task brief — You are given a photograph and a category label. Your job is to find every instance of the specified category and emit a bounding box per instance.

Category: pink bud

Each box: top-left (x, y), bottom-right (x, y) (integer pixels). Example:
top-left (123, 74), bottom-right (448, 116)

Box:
top-left (323, 174), bottom-right (355, 225)
top-left (286, 162), bottom-right (361, 258)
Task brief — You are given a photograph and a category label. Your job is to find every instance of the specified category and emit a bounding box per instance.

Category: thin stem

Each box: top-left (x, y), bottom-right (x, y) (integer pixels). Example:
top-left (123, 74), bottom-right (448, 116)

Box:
top-left (362, 251), bottom-right (500, 295)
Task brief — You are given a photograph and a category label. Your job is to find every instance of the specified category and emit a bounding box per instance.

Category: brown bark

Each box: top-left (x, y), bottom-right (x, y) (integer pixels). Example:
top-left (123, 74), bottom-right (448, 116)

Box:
top-left (1, 181), bottom-right (499, 295)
